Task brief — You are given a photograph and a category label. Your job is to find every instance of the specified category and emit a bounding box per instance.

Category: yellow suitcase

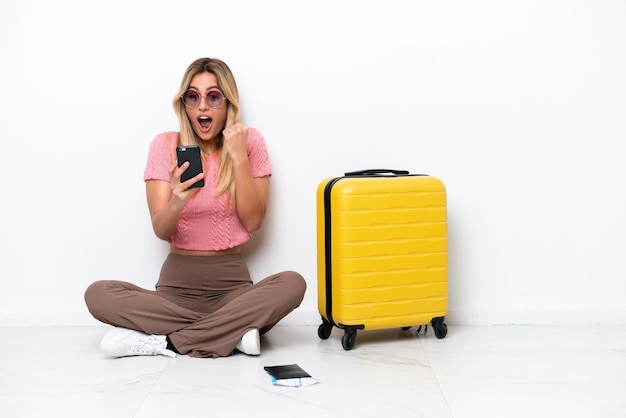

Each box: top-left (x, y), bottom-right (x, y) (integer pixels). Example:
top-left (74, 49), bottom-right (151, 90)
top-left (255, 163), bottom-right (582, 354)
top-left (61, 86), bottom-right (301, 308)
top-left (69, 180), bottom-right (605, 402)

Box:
top-left (317, 169), bottom-right (448, 350)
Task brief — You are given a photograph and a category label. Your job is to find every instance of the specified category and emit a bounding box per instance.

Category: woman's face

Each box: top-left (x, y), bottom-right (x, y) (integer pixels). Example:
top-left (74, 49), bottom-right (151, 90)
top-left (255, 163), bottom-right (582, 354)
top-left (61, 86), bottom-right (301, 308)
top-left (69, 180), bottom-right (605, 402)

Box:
top-left (184, 72), bottom-right (228, 144)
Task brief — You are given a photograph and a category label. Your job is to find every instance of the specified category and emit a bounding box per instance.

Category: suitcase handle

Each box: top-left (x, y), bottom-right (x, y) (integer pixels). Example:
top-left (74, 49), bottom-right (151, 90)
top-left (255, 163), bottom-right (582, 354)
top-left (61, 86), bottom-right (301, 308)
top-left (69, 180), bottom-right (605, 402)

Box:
top-left (344, 169), bottom-right (410, 176)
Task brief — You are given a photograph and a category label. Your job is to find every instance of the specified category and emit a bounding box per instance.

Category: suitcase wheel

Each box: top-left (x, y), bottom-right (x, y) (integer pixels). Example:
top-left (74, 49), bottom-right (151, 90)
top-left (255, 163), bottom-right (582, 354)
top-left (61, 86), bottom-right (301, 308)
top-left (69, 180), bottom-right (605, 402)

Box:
top-left (432, 317), bottom-right (448, 339)
top-left (341, 329), bottom-right (357, 350)
top-left (317, 319), bottom-right (333, 340)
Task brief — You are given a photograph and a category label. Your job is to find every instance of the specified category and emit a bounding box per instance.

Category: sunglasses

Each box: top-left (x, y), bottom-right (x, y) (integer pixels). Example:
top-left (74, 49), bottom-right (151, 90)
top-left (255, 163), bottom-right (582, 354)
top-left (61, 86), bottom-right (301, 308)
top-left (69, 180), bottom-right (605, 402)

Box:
top-left (181, 89), bottom-right (226, 108)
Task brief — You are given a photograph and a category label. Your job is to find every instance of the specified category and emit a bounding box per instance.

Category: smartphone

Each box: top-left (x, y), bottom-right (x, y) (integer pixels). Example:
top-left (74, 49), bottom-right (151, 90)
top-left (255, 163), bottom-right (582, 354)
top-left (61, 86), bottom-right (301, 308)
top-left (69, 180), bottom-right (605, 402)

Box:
top-left (176, 145), bottom-right (204, 189)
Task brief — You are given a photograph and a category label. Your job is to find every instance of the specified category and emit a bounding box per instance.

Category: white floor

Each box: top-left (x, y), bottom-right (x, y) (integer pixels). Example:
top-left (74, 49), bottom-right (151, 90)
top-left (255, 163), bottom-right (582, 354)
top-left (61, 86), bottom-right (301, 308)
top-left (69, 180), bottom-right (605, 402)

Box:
top-left (1, 324), bottom-right (625, 418)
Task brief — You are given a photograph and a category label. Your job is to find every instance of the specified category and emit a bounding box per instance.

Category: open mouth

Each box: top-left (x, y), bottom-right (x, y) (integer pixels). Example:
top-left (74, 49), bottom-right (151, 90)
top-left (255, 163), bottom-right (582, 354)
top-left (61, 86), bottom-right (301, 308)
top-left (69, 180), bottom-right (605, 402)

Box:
top-left (198, 116), bottom-right (212, 131)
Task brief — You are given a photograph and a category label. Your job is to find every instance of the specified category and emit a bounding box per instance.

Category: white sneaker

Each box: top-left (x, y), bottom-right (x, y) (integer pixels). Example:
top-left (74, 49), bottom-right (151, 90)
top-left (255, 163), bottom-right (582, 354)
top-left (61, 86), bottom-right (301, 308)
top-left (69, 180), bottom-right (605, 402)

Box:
top-left (235, 328), bottom-right (260, 356)
top-left (100, 327), bottom-right (177, 358)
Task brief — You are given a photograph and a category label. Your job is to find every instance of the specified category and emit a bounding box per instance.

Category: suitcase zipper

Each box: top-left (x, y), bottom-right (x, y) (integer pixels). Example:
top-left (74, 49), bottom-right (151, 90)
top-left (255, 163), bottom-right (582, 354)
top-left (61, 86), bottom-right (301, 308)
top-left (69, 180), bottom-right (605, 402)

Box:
top-left (322, 177), bottom-right (344, 326)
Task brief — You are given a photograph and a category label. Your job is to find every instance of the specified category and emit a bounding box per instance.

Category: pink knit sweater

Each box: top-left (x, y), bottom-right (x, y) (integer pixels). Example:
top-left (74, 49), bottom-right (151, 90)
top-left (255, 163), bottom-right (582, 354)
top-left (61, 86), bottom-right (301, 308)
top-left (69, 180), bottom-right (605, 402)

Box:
top-left (143, 129), bottom-right (272, 251)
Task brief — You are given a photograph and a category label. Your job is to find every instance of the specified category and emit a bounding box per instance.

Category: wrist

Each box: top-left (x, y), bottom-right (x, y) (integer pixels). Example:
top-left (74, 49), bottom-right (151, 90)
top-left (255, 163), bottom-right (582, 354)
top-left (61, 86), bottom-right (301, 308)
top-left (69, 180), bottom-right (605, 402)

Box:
top-left (230, 154), bottom-right (250, 167)
top-left (167, 195), bottom-right (187, 213)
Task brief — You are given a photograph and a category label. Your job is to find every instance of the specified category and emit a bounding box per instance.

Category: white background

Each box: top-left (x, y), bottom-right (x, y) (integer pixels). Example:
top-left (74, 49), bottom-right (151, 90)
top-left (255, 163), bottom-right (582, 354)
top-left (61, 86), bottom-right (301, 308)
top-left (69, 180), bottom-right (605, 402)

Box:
top-left (1, 0), bottom-right (624, 326)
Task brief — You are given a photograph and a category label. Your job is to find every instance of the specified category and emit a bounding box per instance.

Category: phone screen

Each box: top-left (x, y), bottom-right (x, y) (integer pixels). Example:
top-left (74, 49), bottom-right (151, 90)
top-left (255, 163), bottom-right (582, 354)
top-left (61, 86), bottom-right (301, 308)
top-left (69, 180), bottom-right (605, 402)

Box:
top-left (176, 145), bottom-right (205, 189)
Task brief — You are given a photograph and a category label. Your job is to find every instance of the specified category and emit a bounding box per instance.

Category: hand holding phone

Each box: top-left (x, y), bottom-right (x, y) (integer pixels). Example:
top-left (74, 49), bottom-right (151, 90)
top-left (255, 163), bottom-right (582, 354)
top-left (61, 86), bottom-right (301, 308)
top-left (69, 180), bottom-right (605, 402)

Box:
top-left (176, 145), bottom-right (204, 189)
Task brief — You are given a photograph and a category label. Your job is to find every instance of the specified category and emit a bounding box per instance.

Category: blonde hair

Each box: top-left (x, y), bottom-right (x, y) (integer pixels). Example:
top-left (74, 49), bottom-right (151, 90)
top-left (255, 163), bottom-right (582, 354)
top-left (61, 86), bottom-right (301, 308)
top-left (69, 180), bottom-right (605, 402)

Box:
top-left (172, 58), bottom-right (240, 197)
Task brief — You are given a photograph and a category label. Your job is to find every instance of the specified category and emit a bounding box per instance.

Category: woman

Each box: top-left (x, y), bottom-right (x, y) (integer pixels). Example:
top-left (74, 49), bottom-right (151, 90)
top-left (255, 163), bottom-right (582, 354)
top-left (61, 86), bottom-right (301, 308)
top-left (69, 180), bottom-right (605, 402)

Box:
top-left (84, 58), bottom-right (306, 358)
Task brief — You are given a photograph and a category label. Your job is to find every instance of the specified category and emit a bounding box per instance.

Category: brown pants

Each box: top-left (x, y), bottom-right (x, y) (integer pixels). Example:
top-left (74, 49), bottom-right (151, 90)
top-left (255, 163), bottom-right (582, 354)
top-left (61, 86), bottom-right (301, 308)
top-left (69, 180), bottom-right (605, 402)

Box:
top-left (84, 253), bottom-right (306, 358)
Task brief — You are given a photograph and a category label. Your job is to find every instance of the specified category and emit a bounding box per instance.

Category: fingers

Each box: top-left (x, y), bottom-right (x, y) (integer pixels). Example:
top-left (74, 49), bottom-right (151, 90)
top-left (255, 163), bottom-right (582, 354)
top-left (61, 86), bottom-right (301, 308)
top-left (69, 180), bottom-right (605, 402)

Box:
top-left (180, 172), bottom-right (204, 191)
top-left (222, 122), bottom-right (248, 139)
top-left (222, 123), bottom-right (248, 161)
top-left (169, 161), bottom-right (204, 198)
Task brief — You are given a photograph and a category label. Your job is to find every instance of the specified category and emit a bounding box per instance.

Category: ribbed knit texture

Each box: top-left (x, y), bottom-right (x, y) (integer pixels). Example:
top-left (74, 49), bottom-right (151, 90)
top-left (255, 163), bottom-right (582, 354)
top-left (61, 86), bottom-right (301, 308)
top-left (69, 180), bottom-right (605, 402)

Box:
top-left (143, 129), bottom-right (272, 251)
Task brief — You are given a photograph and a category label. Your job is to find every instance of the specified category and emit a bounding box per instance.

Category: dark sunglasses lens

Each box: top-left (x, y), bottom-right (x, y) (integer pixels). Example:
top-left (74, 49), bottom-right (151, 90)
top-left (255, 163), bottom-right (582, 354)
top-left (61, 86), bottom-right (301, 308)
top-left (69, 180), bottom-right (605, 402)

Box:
top-left (182, 91), bottom-right (200, 107)
top-left (207, 91), bottom-right (223, 107)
